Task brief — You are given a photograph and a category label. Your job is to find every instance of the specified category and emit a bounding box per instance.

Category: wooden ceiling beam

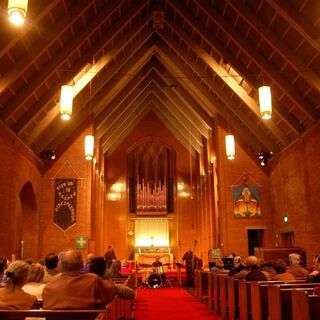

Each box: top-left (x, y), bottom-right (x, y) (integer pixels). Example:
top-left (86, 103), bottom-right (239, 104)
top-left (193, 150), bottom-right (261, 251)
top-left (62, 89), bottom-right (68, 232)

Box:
top-left (18, 22), bottom-right (153, 141)
top-left (225, 0), bottom-right (320, 92)
top-left (196, 1), bottom-right (319, 121)
top-left (1, 0), bottom-right (149, 122)
top-left (157, 33), bottom-right (280, 153)
top-left (165, 3), bottom-right (290, 145)
top-left (267, 0), bottom-right (320, 52)
top-left (0, 1), bottom-right (98, 92)
top-left (155, 45), bottom-right (267, 155)
top-left (148, 70), bottom-right (210, 138)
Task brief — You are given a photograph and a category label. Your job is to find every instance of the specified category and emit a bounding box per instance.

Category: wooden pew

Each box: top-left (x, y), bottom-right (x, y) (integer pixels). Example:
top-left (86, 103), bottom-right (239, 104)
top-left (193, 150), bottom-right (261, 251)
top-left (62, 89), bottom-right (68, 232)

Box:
top-left (251, 281), bottom-right (308, 320)
top-left (227, 277), bottom-right (238, 320)
top-left (268, 284), bottom-right (320, 320)
top-left (219, 274), bottom-right (228, 320)
top-left (292, 290), bottom-right (320, 320)
top-left (238, 279), bottom-right (251, 320)
top-left (0, 309), bottom-right (107, 320)
top-left (199, 271), bottom-right (209, 301)
top-left (208, 272), bottom-right (214, 310)
top-left (194, 270), bottom-right (201, 298)
top-left (213, 273), bottom-right (221, 314)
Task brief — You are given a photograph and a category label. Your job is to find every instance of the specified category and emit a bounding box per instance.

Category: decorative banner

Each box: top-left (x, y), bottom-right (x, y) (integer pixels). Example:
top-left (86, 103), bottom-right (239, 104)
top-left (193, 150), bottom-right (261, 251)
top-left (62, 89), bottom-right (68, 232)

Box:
top-left (54, 179), bottom-right (77, 231)
top-left (75, 235), bottom-right (87, 249)
top-left (232, 185), bottom-right (261, 218)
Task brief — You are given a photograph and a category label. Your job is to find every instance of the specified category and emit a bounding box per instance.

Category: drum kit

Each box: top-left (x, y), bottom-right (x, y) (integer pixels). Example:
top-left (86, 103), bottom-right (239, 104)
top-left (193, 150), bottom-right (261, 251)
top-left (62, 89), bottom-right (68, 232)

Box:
top-left (139, 263), bottom-right (172, 288)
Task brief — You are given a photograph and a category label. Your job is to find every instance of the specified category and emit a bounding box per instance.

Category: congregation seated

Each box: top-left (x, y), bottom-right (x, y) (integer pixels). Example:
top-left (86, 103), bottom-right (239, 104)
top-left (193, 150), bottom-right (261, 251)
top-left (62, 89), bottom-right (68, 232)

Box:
top-left (228, 256), bottom-right (245, 276)
top-left (307, 254), bottom-right (320, 282)
top-left (272, 259), bottom-right (295, 281)
top-left (0, 257), bottom-right (8, 285)
top-left (0, 260), bottom-right (37, 310)
top-left (22, 262), bottom-right (46, 300)
top-left (233, 256), bottom-right (271, 280)
top-left (43, 250), bottom-right (117, 309)
top-left (90, 257), bottom-right (135, 299)
top-left (287, 253), bottom-right (309, 278)
top-left (42, 252), bottom-right (61, 283)
top-left (82, 253), bottom-right (95, 273)
top-left (43, 250), bottom-right (134, 310)
top-left (104, 259), bottom-right (124, 279)
top-left (260, 260), bottom-right (277, 278)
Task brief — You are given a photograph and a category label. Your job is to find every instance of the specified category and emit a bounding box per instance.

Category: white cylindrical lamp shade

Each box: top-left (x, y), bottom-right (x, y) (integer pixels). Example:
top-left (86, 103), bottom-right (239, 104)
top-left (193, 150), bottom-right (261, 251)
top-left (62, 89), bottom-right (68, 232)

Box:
top-left (60, 85), bottom-right (73, 120)
top-left (85, 135), bottom-right (94, 160)
top-left (225, 134), bottom-right (235, 160)
top-left (8, 0), bottom-right (28, 25)
top-left (258, 86), bottom-right (272, 120)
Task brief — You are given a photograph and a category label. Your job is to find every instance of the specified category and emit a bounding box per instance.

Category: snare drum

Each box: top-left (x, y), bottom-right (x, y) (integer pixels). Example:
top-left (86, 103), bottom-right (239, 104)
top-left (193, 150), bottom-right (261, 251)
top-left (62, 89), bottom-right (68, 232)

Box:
top-left (147, 273), bottom-right (162, 288)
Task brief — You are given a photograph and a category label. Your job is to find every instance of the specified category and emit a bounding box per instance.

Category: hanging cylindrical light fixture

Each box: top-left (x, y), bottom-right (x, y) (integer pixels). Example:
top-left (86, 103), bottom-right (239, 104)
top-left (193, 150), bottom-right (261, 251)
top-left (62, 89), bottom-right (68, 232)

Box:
top-left (258, 86), bottom-right (272, 120)
top-left (60, 85), bottom-right (73, 121)
top-left (225, 134), bottom-right (235, 160)
top-left (8, 0), bottom-right (28, 25)
top-left (85, 135), bottom-right (94, 160)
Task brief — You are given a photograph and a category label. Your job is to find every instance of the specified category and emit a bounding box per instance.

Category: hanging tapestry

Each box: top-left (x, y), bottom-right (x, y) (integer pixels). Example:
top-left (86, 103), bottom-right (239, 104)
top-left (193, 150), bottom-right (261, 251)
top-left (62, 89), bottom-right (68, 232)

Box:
top-left (54, 179), bottom-right (77, 231)
top-left (232, 185), bottom-right (261, 218)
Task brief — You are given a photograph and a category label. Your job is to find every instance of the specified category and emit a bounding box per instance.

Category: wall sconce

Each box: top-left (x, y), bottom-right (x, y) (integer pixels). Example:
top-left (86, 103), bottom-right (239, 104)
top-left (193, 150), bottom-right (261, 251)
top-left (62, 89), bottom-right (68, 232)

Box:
top-left (283, 215), bottom-right (288, 223)
top-left (60, 85), bottom-right (73, 120)
top-left (8, 0), bottom-right (28, 25)
top-left (84, 135), bottom-right (94, 160)
top-left (258, 86), bottom-right (272, 120)
top-left (225, 134), bottom-right (235, 160)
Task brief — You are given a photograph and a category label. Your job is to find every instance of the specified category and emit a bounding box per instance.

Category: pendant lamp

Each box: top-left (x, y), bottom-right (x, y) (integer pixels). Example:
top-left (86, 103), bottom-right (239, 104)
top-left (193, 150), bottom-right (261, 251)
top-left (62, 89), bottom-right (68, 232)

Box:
top-left (85, 135), bottom-right (94, 160)
top-left (258, 86), bottom-right (272, 120)
top-left (60, 85), bottom-right (73, 121)
top-left (8, 0), bottom-right (28, 25)
top-left (225, 134), bottom-right (235, 160)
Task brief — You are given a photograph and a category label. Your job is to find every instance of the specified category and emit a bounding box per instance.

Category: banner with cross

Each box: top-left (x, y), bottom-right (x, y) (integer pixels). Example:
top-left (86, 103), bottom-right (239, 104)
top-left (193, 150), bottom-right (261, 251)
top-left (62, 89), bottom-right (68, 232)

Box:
top-left (75, 235), bottom-right (87, 249)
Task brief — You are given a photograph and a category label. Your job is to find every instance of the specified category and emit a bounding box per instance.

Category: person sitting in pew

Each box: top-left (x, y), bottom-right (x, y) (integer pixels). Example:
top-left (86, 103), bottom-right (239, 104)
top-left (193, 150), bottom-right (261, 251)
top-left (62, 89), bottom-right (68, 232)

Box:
top-left (22, 262), bottom-right (46, 300)
top-left (272, 259), bottom-right (295, 281)
top-left (43, 249), bottom-right (133, 310)
top-left (260, 260), bottom-right (277, 279)
top-left (314, 286), bottom-right (320, 295)
top-left (0, 260), bottom-right (37, 309)
top-left (90, 256), bottom-right (135, 299)
top-left (228, 256), bottom-right (245, 276)
top-left (233, 256), bottom-right (271, 280)
top-left (287, 253), bottom-right (309, 279)
top-left (307, 255), bottom-right (320, 282)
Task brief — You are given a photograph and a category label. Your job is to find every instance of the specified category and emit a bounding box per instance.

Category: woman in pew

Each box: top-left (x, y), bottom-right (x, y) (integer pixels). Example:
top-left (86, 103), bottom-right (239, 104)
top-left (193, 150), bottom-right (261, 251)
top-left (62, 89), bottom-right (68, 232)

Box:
top-left (272, 259), bottom-right (295, 281)
top-left (22, 262), bottom-right (46, 300)
top-left (307, 255), bottom-right (320, 282)
top-left (228, 256), bottom-right (245, 276)
top-left (0, 260), bottom-right (37, 309)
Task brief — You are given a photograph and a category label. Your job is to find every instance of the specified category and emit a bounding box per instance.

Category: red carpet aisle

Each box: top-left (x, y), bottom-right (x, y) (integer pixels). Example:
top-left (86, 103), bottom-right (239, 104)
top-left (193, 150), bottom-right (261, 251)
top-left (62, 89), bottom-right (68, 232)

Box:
top-left (133, 287), bottom-right (221, 320)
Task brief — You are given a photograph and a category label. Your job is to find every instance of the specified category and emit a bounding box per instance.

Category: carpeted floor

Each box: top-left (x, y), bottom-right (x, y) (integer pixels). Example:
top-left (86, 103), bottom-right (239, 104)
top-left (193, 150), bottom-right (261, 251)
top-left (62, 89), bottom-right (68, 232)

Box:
top-left (133, 287), bottom-right (221, 320)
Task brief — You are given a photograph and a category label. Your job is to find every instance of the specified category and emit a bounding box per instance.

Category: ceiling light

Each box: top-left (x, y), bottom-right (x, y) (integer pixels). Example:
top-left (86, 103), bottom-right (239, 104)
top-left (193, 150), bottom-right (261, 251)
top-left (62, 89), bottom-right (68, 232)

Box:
top-left (8, 0), bottom-right (28, 25)
top-left (85, 135), bottom-right (94, 160)
top-left (258, 151), bottom-right (273, 166)
top-left (259, 86), bottom-right (272, 120)
top-left (60, 85), bottom-right (73, 120)
top-left (225, 134), bottom-right (235, 160)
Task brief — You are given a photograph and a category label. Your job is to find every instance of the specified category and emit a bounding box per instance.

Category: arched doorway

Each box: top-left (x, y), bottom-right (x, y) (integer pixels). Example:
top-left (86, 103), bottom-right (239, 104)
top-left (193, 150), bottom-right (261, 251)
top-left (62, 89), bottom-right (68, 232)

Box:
top-left (19, 181), bottom-right (38, 259)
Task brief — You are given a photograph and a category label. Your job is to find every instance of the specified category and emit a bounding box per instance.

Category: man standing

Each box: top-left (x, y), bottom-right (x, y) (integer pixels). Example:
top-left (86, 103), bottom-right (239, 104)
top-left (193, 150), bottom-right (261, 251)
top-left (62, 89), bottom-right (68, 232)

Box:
top-left (104, 245), bottom-right (116, 269)
top-left (182, 247), bottom-right (194, 286)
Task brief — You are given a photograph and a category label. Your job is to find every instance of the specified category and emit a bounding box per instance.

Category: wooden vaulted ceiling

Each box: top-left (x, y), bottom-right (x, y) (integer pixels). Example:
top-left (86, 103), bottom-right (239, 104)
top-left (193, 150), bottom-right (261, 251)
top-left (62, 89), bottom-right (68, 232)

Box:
top-left (0, 0), bottom-right (319, 164)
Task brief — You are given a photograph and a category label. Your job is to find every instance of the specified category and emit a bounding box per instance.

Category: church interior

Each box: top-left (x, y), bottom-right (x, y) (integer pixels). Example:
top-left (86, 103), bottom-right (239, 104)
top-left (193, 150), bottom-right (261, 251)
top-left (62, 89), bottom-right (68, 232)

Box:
top-left (0, 0), bottom-right (320, 317)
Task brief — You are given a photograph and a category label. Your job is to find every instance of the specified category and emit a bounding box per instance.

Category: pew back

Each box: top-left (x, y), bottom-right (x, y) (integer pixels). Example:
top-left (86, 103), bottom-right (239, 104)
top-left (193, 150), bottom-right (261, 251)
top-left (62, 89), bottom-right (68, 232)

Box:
top-left (292, 290), bottom-right (320, 320)
top-left (0, 309), bottom-right (106, 320)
